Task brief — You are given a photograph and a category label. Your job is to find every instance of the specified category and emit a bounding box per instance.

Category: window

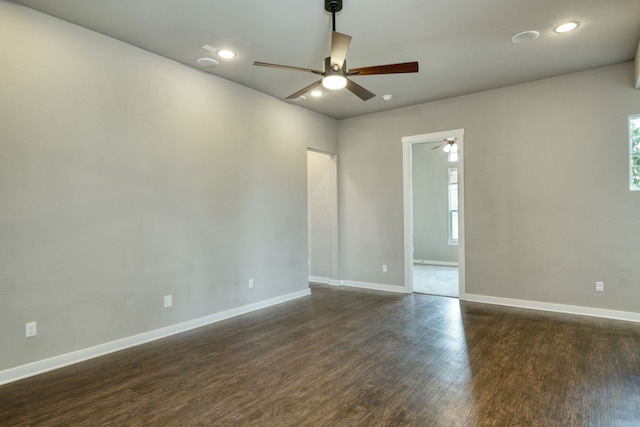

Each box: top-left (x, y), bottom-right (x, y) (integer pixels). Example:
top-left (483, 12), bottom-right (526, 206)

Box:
top-left (631, 115), bottom-right (640, 191)
top-left (448, 167), bottom-right (458, 245)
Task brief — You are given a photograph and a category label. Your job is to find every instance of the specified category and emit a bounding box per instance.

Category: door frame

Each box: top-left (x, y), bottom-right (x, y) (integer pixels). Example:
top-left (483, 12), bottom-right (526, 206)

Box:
top-left (401, 129), bottom-right (466, 298)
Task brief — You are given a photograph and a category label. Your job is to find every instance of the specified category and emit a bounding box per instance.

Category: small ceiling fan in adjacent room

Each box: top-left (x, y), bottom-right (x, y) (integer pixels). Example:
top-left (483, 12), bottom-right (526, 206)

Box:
top-left (431, 138), bottom-right (459, 153)
top-left (253, 0), bottom-right (419, 101)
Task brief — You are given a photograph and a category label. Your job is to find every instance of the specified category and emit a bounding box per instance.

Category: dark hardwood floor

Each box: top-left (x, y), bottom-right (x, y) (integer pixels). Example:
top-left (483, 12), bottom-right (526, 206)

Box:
top-left (3, 284), bottom-right (640, 426)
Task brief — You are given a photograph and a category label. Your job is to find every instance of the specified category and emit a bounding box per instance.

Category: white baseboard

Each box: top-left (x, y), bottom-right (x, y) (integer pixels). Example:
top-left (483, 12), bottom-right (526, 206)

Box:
top-left (0, 289), bottom-right (311, 386)
top-left (324, 280), bottom-right (640, 324)
top-left (464, 293), bottom-right (640, 323)
top-left (339, 279), bottom-right (409, 294)
top-left (309, 277), bottom-right (342, 287)
top-left (413, 260), bottom-right (459, 267)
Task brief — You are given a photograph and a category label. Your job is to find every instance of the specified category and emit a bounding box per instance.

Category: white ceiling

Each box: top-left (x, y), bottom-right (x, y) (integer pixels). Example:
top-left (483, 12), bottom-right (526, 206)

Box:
top-left (10, 0), bottom-right (640, 119)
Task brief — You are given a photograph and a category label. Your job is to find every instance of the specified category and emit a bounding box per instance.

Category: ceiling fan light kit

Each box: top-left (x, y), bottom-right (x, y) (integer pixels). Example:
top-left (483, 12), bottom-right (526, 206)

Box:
top-left (323, 75), bottom-right (347, 89)
top-left (253, 0), bottom-right (418, 101)
top-left (443, 138), bottom-right (458, 153)
top-left (431, 138), bottom-right (458, 153)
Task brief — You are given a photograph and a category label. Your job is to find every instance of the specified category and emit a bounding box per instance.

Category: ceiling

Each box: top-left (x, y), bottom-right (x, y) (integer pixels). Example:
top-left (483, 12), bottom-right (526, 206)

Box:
top-left (10, 0), bottom-right (640, 119)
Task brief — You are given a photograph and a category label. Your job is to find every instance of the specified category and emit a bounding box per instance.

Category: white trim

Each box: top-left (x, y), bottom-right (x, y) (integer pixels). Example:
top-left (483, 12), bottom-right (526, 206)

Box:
top-left (402, 142), bottom-right (414, 293)
top-left (465, 293), bottom-right (640, 323)
top-left (402, 129), bottom-right (462, 144)
top-left (309, 276), bottom-right (342, 286)
top-left (339, 280), bottom-right (409, 294)
top-left (0, 289), bottom-right (311, 386)
top-left (402, 129), bottom-right (466, 296)
top-left (635, 41), bottom-right (640, 89)
top-left (413, 260), bottom-right (459, 267)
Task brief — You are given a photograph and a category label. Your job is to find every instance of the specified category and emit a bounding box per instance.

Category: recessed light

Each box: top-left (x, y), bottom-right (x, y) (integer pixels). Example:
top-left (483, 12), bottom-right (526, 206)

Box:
top-left (310, 90), bottom-right (323, 97)
top-left (554, 22), bottom-right (580, 33)
top-left (217, 50), bottom-right (236, 59)
top-left (510, 30), bottom-right (540, 45)
top-left (196, 57), bottom-right (219, 68)
top-left (382, 94), bottom-right (392, 101)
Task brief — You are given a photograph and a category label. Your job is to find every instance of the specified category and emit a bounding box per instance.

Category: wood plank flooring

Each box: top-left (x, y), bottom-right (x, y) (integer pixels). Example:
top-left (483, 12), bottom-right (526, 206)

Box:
top-left (3, 284), bottom-right (640, 426)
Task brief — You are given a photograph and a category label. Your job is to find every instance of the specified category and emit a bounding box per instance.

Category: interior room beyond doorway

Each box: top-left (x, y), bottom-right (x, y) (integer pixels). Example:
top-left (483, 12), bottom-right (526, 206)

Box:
top-left (403, 128), bottom-right (465, 299)
top-left (412, 264), bottom-right (459, 297)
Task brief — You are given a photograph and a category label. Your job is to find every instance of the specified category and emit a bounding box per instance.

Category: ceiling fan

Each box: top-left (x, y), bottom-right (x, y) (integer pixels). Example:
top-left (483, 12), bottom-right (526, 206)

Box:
top-left (253, 0), bottom-right (419, 101)
top-left (430, 138), bottom-right (459, 153)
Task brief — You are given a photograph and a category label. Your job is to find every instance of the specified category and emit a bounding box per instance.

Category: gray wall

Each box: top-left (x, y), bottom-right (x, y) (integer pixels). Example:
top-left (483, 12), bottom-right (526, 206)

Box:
top-left (339, 62), bottom-right (640, 313)
top-left (307, 151), bottom-right (332, 279)
top-left (3, 0), bottom-right (640, 375)
top-left (412, 143), bottom-right (458, 263)
top-left (0, 2), bottom-right (337, 371)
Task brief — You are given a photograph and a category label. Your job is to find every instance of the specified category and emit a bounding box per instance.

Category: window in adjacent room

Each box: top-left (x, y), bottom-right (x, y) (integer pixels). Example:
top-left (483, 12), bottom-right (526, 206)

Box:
top-left (448, 167), bottom-right (458, 245)
top-left (630, 114), bottom-right (640, 191)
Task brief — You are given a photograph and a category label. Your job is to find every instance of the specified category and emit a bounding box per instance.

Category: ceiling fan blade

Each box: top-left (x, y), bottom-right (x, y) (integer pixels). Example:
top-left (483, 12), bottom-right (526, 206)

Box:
top-left (285, 80), bottom-right (323, 100)
top-left (349, 62), bottom-right (419, 76)
top-left (330, 31), bottom-right (352, 70)
top-left (254, 61), bottom-right (322, 75)
top-left (346, 78), bottom-right (375, 101)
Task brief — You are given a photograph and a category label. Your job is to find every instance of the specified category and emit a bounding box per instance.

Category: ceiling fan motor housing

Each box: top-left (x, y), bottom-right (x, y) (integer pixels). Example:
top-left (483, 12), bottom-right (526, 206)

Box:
top-left (325, 0), bottom-right (342, 13)
top-left (323, 56), bottom-right (346, 74)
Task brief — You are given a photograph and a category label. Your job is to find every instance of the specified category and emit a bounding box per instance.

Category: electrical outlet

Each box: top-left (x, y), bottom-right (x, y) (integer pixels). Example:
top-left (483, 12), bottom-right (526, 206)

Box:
top-left (26, 322), bottom-right (37, 337)
top-left (164, 295), bottom-right (173, 308)
top-left (595, 281), bottom-right (604, 292)
top-left (249, 279), bottom-right (254, 289)
top-left (382, 265), bottom-right (388, 273)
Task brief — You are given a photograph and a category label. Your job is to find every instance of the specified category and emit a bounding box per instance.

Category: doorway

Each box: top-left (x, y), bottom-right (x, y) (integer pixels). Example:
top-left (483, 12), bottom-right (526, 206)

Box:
top-left (307, 149), bottom-right (339, 286)
top-left (411, 141), bottom-right (459, 297)
top-left (402, 129), bottom-right (465, 298)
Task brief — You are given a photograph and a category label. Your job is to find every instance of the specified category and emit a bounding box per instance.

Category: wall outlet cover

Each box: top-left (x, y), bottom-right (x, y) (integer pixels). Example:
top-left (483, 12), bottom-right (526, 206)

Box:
top-left (26, 322), bottom-right (37, 337)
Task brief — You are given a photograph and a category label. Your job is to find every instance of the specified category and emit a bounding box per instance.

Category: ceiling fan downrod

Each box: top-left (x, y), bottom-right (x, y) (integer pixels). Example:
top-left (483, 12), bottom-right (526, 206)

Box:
top-left (325, 0), bottom-right (342, 32)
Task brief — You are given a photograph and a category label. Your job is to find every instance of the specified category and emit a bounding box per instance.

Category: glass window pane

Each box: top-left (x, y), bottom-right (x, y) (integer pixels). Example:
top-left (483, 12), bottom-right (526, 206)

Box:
top-left (449, 168), bottom-right (458, 184)
top-left (450, 186), bottom-right (458, 210)
top-left (631, 115), bottom-right (640, 191)
top-left (448, 167), bottom-right (458, 243)
top-left (451, 211), bottom-right (458, 240)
